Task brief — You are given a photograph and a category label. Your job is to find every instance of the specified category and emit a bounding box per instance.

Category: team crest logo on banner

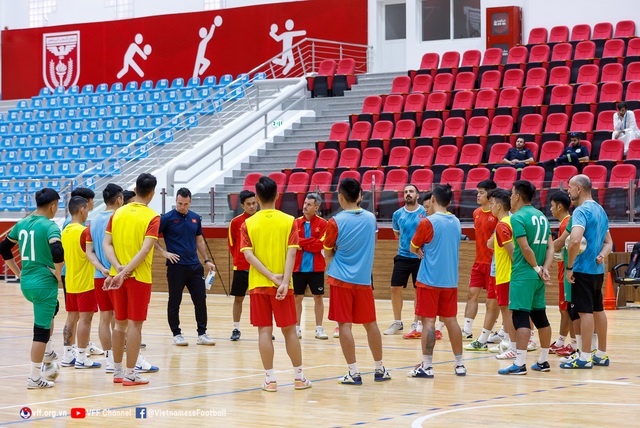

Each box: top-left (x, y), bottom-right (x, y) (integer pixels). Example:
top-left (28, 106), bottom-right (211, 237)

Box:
top-left (43, 30), bottom-right (80, 90)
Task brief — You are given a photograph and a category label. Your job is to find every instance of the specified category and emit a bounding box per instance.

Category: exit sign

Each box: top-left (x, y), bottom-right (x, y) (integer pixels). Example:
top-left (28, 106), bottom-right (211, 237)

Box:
top-left (272, 119), bottom-right (283, 127)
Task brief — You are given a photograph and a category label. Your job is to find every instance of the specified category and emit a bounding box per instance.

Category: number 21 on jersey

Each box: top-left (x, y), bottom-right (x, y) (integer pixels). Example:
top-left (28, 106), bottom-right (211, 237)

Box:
top-left (19, 230), bottom-right (36, 261)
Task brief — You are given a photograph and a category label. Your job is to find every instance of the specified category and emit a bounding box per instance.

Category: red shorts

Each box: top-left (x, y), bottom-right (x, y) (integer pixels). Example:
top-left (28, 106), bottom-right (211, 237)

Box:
top-left (469, 262), bottom-right (497, 299)
top-left (496, 282), bottom-right (510, 307)
top-left (558, 280), bottom-right (568, 311)
top-left (327, 277), bottom-right (376, 324)
top-left (94, 278), bottom-right (114, 312)
top-left (65, 289), bottom-right (98, 313)
top-left (111, 278), bottom-right (152, 322)
top-left (249, 287), bottom-right (297, 327)
top-left (415, 283), bottom-right (457, 318)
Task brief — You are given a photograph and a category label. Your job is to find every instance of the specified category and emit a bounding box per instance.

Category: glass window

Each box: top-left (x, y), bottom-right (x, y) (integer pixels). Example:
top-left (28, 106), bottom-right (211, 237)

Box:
top-left (453, 0), bottom-right (481, 39)
top-left (421, 0), bottom-right (450, 42)
top-left (204, 0), bottom-right (223, 10)
top-left (385, 3), bottom-right (406, 41)
top-left (29, 0), bottom-right (57, 28)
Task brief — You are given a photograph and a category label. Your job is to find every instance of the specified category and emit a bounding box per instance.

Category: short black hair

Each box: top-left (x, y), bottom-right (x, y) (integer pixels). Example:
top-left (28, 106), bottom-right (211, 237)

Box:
top-left (549, 190), bottom-right (571, 211)
top-left (239, 190), bottom-right (256, 205)
top-left (255, 176), bottom-right (277, 203)
top-left (617, 101), bottom-right (628, 110)
top-left (422, 191), bottom-right (432, 203)
top-left (488, 188), bottom-right (511, 211)
top-left (569, 131), bottom-right (581, 140)
top-left (68, 196), bottom-right (88, 215)
top-left (122, 190), bottom-right (136, 204)
top-left (71, 187), bottom-right (95, 200)
top-left (477, 180), bottom-right (497, 191)
top-left (135, 173), bottom-right (157, 197)
top-left (103, 183), bottom-right (123, 205)
top-left (338, 178), bottom-right (361, 203)
top-left (432, 184), bottom-right (453, 207)
top-left (176, 187), bottom-right (192, 199)
top-left (513, 180), bottom-right (536, 203)
top-left (35, 188), bottom-right (60, 207)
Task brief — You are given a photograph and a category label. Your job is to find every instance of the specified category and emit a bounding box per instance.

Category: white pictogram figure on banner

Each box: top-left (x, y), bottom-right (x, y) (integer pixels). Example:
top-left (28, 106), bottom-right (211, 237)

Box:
top-left (269, 19), bottom-right (306, 75)
top-left (117, 33), bottom-right (152, 79)
top-left (193, 16), bottom-right (222, 79)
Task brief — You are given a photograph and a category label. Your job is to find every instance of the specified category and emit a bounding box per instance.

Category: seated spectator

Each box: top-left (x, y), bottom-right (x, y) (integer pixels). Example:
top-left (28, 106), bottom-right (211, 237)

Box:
top-left (613, 101), bottom-right (640, 154)
top-left (501, 137), bottom-right (534, 170)
top-left (542, 132), bottom-right (589, 168)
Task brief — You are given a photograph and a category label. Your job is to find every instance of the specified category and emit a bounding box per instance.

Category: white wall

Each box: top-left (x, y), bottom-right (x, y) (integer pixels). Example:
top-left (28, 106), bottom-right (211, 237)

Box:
top-left (372, 0), bottom-right (640, 74)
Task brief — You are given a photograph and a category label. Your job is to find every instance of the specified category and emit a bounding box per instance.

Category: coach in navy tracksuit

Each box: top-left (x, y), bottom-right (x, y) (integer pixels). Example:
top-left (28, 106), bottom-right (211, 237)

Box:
top-left (157, 187), bottom-right (216, 346)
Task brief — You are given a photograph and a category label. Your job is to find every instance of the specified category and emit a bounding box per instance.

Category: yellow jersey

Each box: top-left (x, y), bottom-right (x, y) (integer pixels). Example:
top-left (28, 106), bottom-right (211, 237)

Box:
top-left (61, 223), bottom-right (94, 294)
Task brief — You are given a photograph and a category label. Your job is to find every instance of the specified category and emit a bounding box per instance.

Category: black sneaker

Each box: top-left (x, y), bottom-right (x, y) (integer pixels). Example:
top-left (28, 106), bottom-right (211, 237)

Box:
top-left (532, 361), bottom-right (551, 372)
top-left (230, 329), bottom-right (241, 341)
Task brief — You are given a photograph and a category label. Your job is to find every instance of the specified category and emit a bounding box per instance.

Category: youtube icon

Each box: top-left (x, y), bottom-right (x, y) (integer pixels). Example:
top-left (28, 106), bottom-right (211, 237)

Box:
top-left (70, 408), bottom-right (86, 419)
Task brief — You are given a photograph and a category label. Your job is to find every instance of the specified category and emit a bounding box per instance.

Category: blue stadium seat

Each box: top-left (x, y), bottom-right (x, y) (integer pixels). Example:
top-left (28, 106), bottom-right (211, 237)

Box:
top-left (103, 94), bottom-right (115, 105)
top-left (18, 149), bottom-right (35, 164)
top-left (60, 97), bottom-right (71, 108)
top-left (185, 115), bottom-right (198, 129)
top-left (7, 111), bottom-right (19, 122)
top-left (81, 84), bottom-right (94, 94)
top-left (35, 149), bottom-right (49, 162)
top-left (180, 88), bottom-right (195, 101)
top-left (132, 93), bottom-right (146, 104)
top-left (67, 147), bottom-right (81, 161)
top-left (171, 78), bottom-right (185, 89)
top-left (0, 195), bottom-right (17, 211)
top-left (196, 87), bottom-right (211, 100)
top-left (0, 124), bottom-right (8, 135)
top-left (125, 105), bottom-right (140, 117)
top-left (43, 98), bottom-right (58, 110)
top-left (34, 111), bottom-right (47, 122)
top-left (155, 79), bottom-right (169, 92)
top-left (1, 137), bottom-right (12, 148)
top-left (64, 109), bottom-right (77, 120)
top-left (71, 96), bottom-right (87, 107)
top-left (30, 181), bottom-right (44, 192)
top-left (141, 104), bottom-right (154, 116)
top-left (234, 73), bottom-right (250, 87)
top-left (2, 149), bottom-right (17, 162)
top-left (253, 72), bottom-right (267, 81)
top-left (116, 93), bottom-right (131, 105)
top-left (106, 105), bottom-right (123, 118)
top-left (54, 122), bottom-right (68, 135)
top-left (61, 135), bottom-right (74, 147)
top-left (140, 80), bottom-right (153, 91)
top-left (187, 77), bottom-right (200, 87)
top-left (0, 165), bottom-right (7, 177)
top-left (82, 146), bottom-right (98, 161)
top-left (14, 137), bottom-right (28, 149)
top-left (96, 83), bottom-right (109, 94)
top-left (219, 74), bottom-right (233, 86)
top-left (56, 163), bottom-right (71, 178)
top-left (92, 133), bottom-right (106, 146)
top-left (67, 86), bottom-right (80, 95)
top-left (30, 99), bottom-right (43, 109)
top-left (86, 120), bottom-right (99, 133)
top-left (125, 81), bottom-right (138, 92)
top-left (116, 118), bottom-right (131, 131)
top-left (173, 102), bottom-right (188, 114)
top-left (76, 133), bottom-right (90, 146)
top-left (45, 179), bottom-right (63, 191)
top-left (53, 87), bottom-right (64, 96)
top-left (147, 92), bottom-right (162, 104)
top-left (73, 163), bottom-right (88, 175)
top-left (109, 132), bottom-right (123, 146)
top-left (23, 164), bottom-right (39, 178)
top-left (226, 86), bottom-right (245, 101)
top-left (45, 136), bottom-right (60, 147)
top-left (154, 103), bottom-right (171, 117)
top-left (38, 122), bottom-right (52, 135)
top-left (88, 95), bottom-right (101, 106)
top-left (30, 136), bottom-right (43, 148)
top-left (161, 117), bottom-right (179, 131)
top-left (79, 108), bottom-right (92, 119)
top-left (111, 82), bottom-right (123, 92)
top-left (8, 123), bottom-right (24, 137)
top-left (133, 118), bottom-right (149, 132)
top-left (17, 100), bottom-right (29, 109)
top-left (99, 146), bottom-right (115, 159)
top-left (49, 110), bottom-right (61, 121)
top-left (157, 129), bottom-right (173, 145)
top-left (102, 119), bottom-right (115, 131)
top-left (8, 164), bottom-right (23, 178)
top-left (38, 87), bottom-right (52, 98)
top-left (202, 76), bottom-right (217, 87)
top-left (0, 180), bottom-right (12, 193)
top-left (68, 121), bottom-right (83, 135)
top-left (149, 116), bottom-right (164, 129)
top-left (164, 90), bottom-right (178, 103)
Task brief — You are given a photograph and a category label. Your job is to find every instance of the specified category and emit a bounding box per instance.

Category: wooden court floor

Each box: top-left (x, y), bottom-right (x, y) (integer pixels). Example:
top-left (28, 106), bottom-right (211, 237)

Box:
top-left (1, 282), bottom-right (639, 427)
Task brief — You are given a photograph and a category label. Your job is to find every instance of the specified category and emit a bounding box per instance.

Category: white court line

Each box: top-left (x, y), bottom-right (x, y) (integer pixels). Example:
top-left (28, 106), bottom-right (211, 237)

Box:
top-left (463, 372), bottom-right (635, 385)
top-left (411, 402), bottom-right (640, 427)
top-left (0, 364), bottom-right (340, 411)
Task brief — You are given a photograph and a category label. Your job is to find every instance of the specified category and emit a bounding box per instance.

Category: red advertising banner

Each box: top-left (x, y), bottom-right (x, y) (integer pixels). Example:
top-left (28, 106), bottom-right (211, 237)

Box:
top-left (1, 0), bottom-right (368, 100)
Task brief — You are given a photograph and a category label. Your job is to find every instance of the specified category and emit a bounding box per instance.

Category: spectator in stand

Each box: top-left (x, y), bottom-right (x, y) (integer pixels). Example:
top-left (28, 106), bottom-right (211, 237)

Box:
top-left (500, 138), bottom-right (534, 170)
top-left (543, 132), bottom-right (589, 168)
top-left (612, 102), bottom-right (640, 154)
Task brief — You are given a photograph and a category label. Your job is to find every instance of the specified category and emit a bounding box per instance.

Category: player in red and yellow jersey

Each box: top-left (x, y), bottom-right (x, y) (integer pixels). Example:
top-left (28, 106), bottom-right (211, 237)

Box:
top-left (239, 176), bottom-right (310, 392)
top-left (104, 173), bottom-right (159, 386)
top-left (462, 180), bottom-right (499, 341)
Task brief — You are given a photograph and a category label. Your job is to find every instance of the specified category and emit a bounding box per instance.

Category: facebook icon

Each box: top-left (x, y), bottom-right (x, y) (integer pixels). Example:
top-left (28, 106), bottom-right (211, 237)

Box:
top-left (136, 408), bottom-right (147, 419)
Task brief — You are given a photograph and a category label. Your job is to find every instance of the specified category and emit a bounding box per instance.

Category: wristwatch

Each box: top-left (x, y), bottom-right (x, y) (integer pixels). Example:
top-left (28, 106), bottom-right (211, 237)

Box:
top-left (204, 259), bottom-right (211, 263)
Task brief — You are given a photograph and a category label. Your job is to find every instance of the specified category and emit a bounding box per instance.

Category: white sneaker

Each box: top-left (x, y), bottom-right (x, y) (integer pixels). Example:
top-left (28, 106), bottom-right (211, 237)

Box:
top-left (43, 350), bottom-right (58, 363)
top-left (196, 334), bottom-right (216, 346)
top-left (383, 322), bottom-right (403, 335)
top-left (315, 327), bottom-right (328, 340)
top-left (173, 334), bottom-right (189, 346)
top-left (496, 349), bottom-right (517, 360)
top-left (135, 354), bottom-right (159, 373)
top-left (487, 331), bottom-right (504, 344)
top-left (409, 322), bottom-right (417, 332)
top-left (296, 327), bottom-right (302, 339)
top-left (27, 377), bottom-right (54, 389)
top-left (559, 350), bottom-right (580, 363)
top-left (88, 342), bottom-right (104, 355)
top-left (75, 357), bottom-right (101, 369)
top-left (333, 326), bottom-right (340, 338)
top-left (527, 340), bottom-right (538, 352)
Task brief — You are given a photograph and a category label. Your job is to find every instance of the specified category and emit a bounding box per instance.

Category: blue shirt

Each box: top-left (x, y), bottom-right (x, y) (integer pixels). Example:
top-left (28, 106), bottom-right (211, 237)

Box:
top-left (392, 205), bottom-right (427, 258)
top-left (90, 210), bottom-right (113, 279)
top-left (325, 209), bottom-right (377, 286)
top-left (415, 212), bottom-right (461, 288)
top-left (159, 209), bottom-right (203, 266)
top-left (569, 200), bottom-right (608, 275)
top-left (300, 221), bottom-right (314, 272)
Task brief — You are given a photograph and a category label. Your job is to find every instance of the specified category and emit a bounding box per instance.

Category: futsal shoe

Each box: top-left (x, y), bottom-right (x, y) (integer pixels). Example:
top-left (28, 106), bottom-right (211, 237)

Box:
top-left (294, 377), bottom-right (311, 390)
top-left (113, 368), bottom-right (124, 384)
top-left (135, 354), bottom-right (159, 373)
top-left (555, 345), bottom-right (576, 357)
top-left (340, 372), bottom-right (363, 385)
top-left (383, 321), bottom-right (403, 335)
top-left (408, 364), bottom-right (434, 378)
top-left (560, 358), bottom-right (592, 369)
top-left (464, 340), bottom-right (488, 351)
top-left (487, 331), bottom-right (504, 343)
top-left (435, 329), bottom-right (443, 340)
top-left (122, 373), bottom-right (150, 386)
top-left (374, 367), bottom-right (392, 381)
top-left (531, 361), bottom-right (551, 372)
top-left (173, 334), bottom-right (188, 346)
top-left (498, 363), bottom-right (527, 375)
top-left (315, 327), bottom-right (328, 340)
top-left (75, 358), bottom-right (102, 369)
top-left (454, 365), bottom-right (467, 376)
top-left (43, 350), bottom-right (58, 363)
top-left (88, 342), bottom-right (104, 355)
top-left (230, 329), bottom-right (241, 341)
top-left (496, 349), bottom-right (516, 360)
top-left (196, 334), bottom-right (216, 346)
top-left (333, 327), bottom-right (340, 338)
top-left (461, 330), bottom-right (473, 341)
top-left (591, 353), bottom-right (610, 367)
top-left (549, 341), bottom-right (563, 354)
top-left (402, 329), bottom-right (422, 339)
top-left (60, 357), bottom-right (76, 367)
top-left (559, 350), bottom-right (580, 364)
top-left (527, 340), bottom-right (538, 352)
top-left (27, 377), bottom-right (54, 389)
top-left (262, 380), bottom-right (277, 392)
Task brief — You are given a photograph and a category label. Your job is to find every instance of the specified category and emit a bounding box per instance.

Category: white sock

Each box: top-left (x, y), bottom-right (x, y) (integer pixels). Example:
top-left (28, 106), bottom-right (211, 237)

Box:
top-left (293, 366), bottom-right (304, 380)
top-left (265, 369), bottom-right (276, 382)
top-left (576, 334), bottom-right (582, 351)
top-left (504, 333), bottom-right (510, 342)
top-left (63, 345), bottom-right (74, 357)
top-left (76, 348), bottom-right (87, 362)
top-left (530, 330), bottom-right (535, 339)
top-left (348, 363), bottom-right (359, 375)
top-left (592, 333), bottom-right (598, 351)
top-left (498, 325), bottom-right (504, 335)
top-left (478, 328), bottom-right (491, 344)
top-left (422, 355), bottom-right (433, 367)
top-left (374, 360), bottom-right (383, 371)
top-left (418, 320), bottom-right (425, 333)
top-left (595, 350), bottom-right (607, 358)
top-left (538, 348), bottom-right (549, 363)
top-left (454, 354), bottom-right (464, 365)
top-left (463, 318), bottom-right (473, 333)
top-left (515, 349), bottom-right (527, 366)
top-left (106, 349), bottom-right (113, 364)
top-left (45, 339), bottom-right (53, 354)
top-left (435, 321), bottom-right (444, 331)
top-left (30, 362), bottom-right (42, 380)
top-left (394, 320), bottom-right (402, 325)
top-left (114, 362), bottom-right (123, 370)
top-left (580, 351), bottom-right (591, 361)
top-left (570, 338), bottom-right (578, 349)
top-left (556, 335), bottom-right (566, 346)
top-left (510, 341), bottom-right (517, 351)
top-left (126, 367), bottom-right (136, 378)
top-left (233, 322), bottom-right (240, 330)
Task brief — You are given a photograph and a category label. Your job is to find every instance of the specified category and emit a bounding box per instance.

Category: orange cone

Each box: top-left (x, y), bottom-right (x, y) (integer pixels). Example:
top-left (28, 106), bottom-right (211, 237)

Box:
top-left (603, 272), bottom-right (617, 310)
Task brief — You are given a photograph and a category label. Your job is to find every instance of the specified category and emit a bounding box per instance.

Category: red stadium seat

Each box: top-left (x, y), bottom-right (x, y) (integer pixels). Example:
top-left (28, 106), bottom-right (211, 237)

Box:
top-left (487, 115), bottom-right (515, 147)
top-left (479, 48), bottom-right (504, 78)
top-left (439, 117), bottom-right (466, 150)
top-left (368, 120), bottom-right (394, 155)
top-left (487, 143), bottom-right (512, 165)
top-left (379, 94), bottom-right (405, 123)
top-left (439, 51), bottom-right (460, 76)
top-left (600, 63), bottom-right (624, 84)
top-left (472, 89), bottom-right (498, 121)
top-left (336, 148), bottom-right (362, 170)
top-left (333, 58), bottom-right (357, 96)
top-left (285, 149), bottom-right (316, 179)
top-left (583, 164), bottom-right (608, 203)
top-left (570, 24), bottom-right (591, 43)
top-left (408, 145), bottom-right (435, 176)
top-left (527, 44), bottom-right (550, 69)
top-left (351, 95), bottom-right (382, 125)
top-left (416, 117), bottom-right (443, 150)
top-left (346, 121), bottom-right (373, 151)
top-left (626, 81), bottom-right (640, 110)
top-left (411, 74), bottom-right (433, 94)
top-left (593, 22), bottom-right (613, 40)
top-left (502, 68), bottom-right (525, 89)
top-left (596, 139), bottom-right (624, 170)
top-left (604, 163), bottom-right (636, 219)
top-left (423, 91), bottom-right (449, 121)
top-left (518, 114), bottom-right (544, 143)
top-left (465, 167), bottom-right (491, 189)
top-left (624, 62), bottom-right (640, 83)
top-left (525, 67), bottom-right (548, 88)
top-left (614, 20), bottom-right (636, 39)
top-left (454, 71), bottom-right (476, 92)
top-left (574, 40), bottom-right (596, 60)
top-left (359, 169), bottom-right (385, 211)
top-left (520, 165), bottom-right (546, 207)
top-left (624, 139), bottom-right (640, 169)
top-left (268, 172), bottom-right (287, 194)
top-left (549, 26), bottom-right (570, 44)
top-left (539, 140), bottom-right (565, 162)
top-left (625, 37), bottom-right (640, 66)
top-left (547, 66), bottom-right (571, 87)
top-left (413, 52), bottom-right (440, 78)
top-left (505, 45), bottom-right (528, 71)
top-left (593, 110), bottom-right (616, 152)
top-left (385, 146), bottom-right (411, 172)
top-left (569, 111), bottom-right (595, 141)
top-left (597, 82), bottom-right (623, 114)
top-left (544, 165), bottom-right (578, 206)
top-left (317, 122), bottom-right (351, 152)
top-left (389, 119), bottom-right (417, 152)
top-left (479, 69), bottom-right (502, 91)
top-left (434, 144), bottom-right (459, 165)
top-left (572, 83), bottom-right (598, 115)
top-left (390, 75), bottom-right (412, 96)
top-left (227, 172), bottom-right (261, 211)
top-left (456, 144), bottom-right (484, 171)
top-left (449, 90), bottom-right (476, 121)
top-left (495, 87), bottom-right (521, 122)
top-left (439, 167), bottom-right (465, 208)
top-left (400, 93), bottom-right (426, 124)
top-left (432, 73), bottom-right (454, 105)
top-left (410, 168), bottom-right (434, 191)
top-left (307, 59), bottom-right (336, 97)
top-left (549, 43), bottom-right (573, 69)
top-left (357, 147), bottom-right (384, 175)
top-left (527, 27), bottom-right (548, 46)
top-left (542, 113), bottom-right (569, 143)
top-left (576, 64), bottom-right (599, 85)
top-left (493, 167), bottom-right (517, 189)
top-left (526, 142), bottom-right (540, 161)
top-left (518, 86), bottom-right (545, 122)
top-left (309, 171), bottom-right (333, 198)
top-left (548, 84), bottom-right (574, 116)
top-left (464, 115), bottom-right (490, 149)
top-left (314, 149), bottom-right (339, 172)
top-left (379, 169), bottom-right (409, 219)
top-left (281, 171), bottom-right (310, 216)
top-left (600, 39), bottom-right (626, 67)
top-left (459, 49), bottom-right (481, 76)
top-left (459, 167), bottom-right (491, 218)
